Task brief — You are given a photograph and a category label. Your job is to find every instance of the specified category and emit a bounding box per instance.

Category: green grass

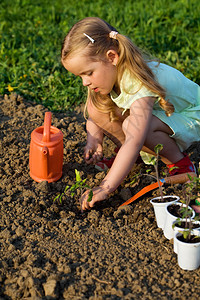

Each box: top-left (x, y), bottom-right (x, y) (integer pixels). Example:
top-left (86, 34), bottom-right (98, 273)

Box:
top-left (0, 0), bottom-right (199, 110)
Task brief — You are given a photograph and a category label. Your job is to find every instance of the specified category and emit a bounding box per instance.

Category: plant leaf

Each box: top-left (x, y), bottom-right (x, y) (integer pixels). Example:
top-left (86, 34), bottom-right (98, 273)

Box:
top-left (53, 194), bottom-right (60, 202)
top-left (154, 144), bottom-right (163, 154)
top-left (75, 169), bottom-right (81, 182)
top-left (59, 193), bottom-right (63, 204)
top-left (149, 156), bottom-right (156, 165)
top-left (182, 230), bottom-right (189, 239)
top-left (168, 166), bottom-right (179, 172)
top-left (87, 190), bottom-right (93, 202)
top-left (64, 185), bottom-right (70, 192)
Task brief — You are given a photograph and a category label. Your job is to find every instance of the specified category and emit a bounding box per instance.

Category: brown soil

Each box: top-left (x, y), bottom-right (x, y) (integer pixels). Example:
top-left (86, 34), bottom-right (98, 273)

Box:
top-left (177, 235), bottom-right (200, 244)
top-left (150, 196), bottom-right (178, 203)
top-left (167, 204), bottom-right (194, 218)
top-left (1, 93), bottom-right (200, 299)
top-left (175, 221), bottom-right (200, 229)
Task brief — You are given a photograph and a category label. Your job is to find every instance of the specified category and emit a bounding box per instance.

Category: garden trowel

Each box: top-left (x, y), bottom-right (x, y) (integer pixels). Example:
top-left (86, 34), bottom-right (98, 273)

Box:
top-left (120, 172), bottom-right (196, 207)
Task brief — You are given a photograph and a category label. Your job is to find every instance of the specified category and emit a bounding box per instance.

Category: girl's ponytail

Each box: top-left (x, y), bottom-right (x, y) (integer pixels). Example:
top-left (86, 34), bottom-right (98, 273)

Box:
top-left (158, 97), bottom-right (174, 116)
top-left (115, 34), bottom-right (175, 117)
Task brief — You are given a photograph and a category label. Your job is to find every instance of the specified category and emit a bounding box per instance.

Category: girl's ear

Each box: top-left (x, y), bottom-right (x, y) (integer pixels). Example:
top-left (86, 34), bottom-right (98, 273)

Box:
top-left (106, 50), bottom-right (119, 66)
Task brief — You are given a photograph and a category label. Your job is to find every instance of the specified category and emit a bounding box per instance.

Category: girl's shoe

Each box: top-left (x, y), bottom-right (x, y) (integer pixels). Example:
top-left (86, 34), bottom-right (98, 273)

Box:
top-left (95, 156), bottom-right (115, 171)
top-left (95, 147), bottom-right (119, 172)
top-left (192, 200), bottom-right (200, 214)
top-left (95, 147), bottom-right (143, 172)
top-left (191, 205), bottom-right (200, 214)
top-left (167, 153), bottom-right (196, 176)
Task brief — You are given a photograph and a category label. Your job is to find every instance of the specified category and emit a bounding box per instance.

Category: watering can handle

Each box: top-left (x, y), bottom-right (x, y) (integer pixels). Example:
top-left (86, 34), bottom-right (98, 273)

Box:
top-left (42, 112), bottom-right (51, 142)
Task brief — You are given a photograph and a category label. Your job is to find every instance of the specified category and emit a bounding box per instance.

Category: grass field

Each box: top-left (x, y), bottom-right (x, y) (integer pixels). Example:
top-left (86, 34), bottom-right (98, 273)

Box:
top-left (0, 0), bottom-right (199, 111)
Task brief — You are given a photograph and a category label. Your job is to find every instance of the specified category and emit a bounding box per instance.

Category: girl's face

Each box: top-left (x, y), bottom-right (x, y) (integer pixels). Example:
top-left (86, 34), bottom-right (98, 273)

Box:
top-left (63, 49), bottom-right (119, 95)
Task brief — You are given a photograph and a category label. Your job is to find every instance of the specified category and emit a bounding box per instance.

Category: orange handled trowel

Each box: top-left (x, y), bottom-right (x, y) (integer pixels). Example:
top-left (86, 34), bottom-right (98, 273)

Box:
top-left (120, 172), bottom-right (196, 207)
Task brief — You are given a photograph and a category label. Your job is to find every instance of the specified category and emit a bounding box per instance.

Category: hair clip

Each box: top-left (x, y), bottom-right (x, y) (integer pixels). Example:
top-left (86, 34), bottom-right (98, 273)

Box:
top-left (83, 33), bottom-right (95, 44)
top-left (109, 31), bottom-right (118, 39)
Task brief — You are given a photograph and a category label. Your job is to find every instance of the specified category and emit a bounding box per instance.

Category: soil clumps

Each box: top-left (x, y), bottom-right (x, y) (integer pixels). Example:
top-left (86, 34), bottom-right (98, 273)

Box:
top-left (0, 93), bottom-right (200, 299)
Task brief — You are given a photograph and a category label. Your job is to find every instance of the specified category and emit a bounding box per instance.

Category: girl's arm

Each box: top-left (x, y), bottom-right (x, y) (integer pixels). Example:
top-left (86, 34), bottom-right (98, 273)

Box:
top-left (101, 97), bottom-right (155, 190)
top-left (81, 97), bottom-right (155, 210)
top-left (84, 117), bottom-right (104, 164)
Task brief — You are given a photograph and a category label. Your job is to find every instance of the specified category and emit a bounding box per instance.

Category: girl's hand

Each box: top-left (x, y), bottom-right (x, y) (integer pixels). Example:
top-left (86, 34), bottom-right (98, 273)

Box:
top-left (81, 185), bottom-right (109, 210)
top-left (84, 143), bottom-right (103, 165)
top-left (84, 117), bottom-right (104, 165)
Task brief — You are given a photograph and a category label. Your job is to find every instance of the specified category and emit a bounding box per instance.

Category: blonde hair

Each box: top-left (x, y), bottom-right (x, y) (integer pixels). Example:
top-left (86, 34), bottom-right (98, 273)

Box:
top-left (61, 17), bottom-right (174, 120)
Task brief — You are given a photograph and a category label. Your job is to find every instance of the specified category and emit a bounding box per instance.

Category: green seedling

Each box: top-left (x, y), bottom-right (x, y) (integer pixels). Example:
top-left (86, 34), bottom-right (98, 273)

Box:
top-left (130, 144), bottom-right (167, 197)
top-left (131, 144), bottom-right (165, 187)
top-left (175, 172), bottom-right (200, 241)
top-left (148, 144), bottom-right (164, 200)
top-left (53, 185), bottom-right (70, 205)
top-left (53, 169), bottom-right (93, 212)
top-left (130, 172), bottom-right (141, 186)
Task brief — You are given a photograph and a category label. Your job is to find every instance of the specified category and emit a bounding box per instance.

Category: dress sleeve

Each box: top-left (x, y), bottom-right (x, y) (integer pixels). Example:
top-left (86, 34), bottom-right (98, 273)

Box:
top-left (110, 71), bottom-right (159, 114)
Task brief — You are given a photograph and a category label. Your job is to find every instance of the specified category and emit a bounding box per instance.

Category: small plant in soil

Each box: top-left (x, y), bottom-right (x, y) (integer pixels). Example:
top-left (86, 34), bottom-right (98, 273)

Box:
top-left (173, 218), bottom-right (200, 230)
top-left (177, 233), bottom-right (200, 243)
top-left (173, 174), bottom-right (200, 242)
top-left (147, 144), bottom-right (164, 201)
top-left (148, 144), bottom-right (181, 203)
top-left (53, 169), bottom-right (93, 212)
top-left (147, 143), bottom-right (176, 203)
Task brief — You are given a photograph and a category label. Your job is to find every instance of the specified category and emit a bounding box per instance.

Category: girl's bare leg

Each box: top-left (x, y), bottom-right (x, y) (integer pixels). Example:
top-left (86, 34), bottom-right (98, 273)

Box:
top-left (87, 100), bottom-right (183, 165)
top-left (143, 115), bottom-right (184, 164)
top-left (87, 100), bottom-right (126, 147)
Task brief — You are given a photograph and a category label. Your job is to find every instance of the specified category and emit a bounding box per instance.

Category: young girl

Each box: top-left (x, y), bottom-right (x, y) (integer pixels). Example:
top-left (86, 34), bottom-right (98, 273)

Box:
top-left (61, 17), bottom-right (200, 211)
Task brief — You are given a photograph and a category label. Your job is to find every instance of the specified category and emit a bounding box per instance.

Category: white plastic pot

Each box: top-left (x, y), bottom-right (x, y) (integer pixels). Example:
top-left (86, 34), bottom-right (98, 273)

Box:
top-left (150, 195), bottom-right (179, 229)
top-left (164, 202), bottom-right (195, 240)
top-left (173, 219), bottom-right (200, 254)
top-left (175, 230), bottom-right (200, 270)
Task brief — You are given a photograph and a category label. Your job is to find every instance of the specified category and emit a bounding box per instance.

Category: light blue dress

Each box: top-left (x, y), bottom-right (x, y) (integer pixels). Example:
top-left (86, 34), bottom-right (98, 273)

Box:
top-left (110, 61), bottom-right (200, 154)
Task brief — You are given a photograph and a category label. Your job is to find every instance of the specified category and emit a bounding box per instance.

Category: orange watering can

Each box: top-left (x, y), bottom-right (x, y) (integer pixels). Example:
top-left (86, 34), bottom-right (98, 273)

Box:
top-left (29, 112), bottom-right (63, 182)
